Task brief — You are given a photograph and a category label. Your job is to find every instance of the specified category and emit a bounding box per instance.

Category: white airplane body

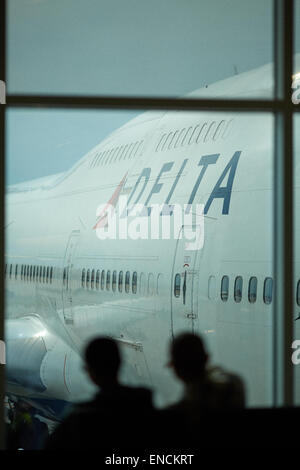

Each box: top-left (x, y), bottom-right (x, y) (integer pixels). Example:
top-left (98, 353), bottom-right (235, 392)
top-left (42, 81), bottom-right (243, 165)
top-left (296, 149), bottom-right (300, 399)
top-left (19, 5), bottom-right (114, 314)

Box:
top-left (5, 57), bottom-right (300, 416)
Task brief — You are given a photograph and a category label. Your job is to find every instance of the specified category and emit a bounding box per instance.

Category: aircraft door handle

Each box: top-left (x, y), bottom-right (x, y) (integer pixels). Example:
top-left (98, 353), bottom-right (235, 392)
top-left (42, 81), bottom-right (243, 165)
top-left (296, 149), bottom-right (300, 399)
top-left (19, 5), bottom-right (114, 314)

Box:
top-left (183, 271), bottom-right (187, 305)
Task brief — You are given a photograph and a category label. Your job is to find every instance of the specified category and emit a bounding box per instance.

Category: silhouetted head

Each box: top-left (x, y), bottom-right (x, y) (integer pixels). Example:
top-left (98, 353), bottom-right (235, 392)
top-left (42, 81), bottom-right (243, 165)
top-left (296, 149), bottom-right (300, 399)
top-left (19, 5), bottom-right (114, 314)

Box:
top-left (85, 337), bottom-right (121, 388)
top-left (169, 333), bottom-right (208, 383)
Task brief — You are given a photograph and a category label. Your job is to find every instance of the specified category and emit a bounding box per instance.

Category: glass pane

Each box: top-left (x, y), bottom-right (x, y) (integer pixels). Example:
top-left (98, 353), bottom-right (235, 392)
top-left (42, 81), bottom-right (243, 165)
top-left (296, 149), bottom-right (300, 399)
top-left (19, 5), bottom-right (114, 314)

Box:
top-left (132, 271), bottom-right (137, 294)
top-left (118, 271), bottom-right (123, 293)
top-left (148, 273), bottom-right (154, 296)
top-left (91, 269), bottom-right (95, 290)
top-left (5, 108), bottom-right (274, 419)
top-left (112, 270), bottom-right (117, 292)
top-left (221, 276), bottom-right (229, 302)
top-left (81, 269), bottom-right (85, 288)
top-left (7, 0), bottom-right (273, 99)
top-left (106, 270), bottom-right (111, 290)
top-left (234, 276), bottom-right (243, 303)
top-left (6, 109), bottom-right (138, 186)
top-left (139, 273), bottom-right (145, 295)
top-left (86, 269), bottom-right (90, 289)
top-left (101, 270), bottom-right (105, 290)
top-left (263, 277), bottom-right (273, 305)
top-left (248, 277), bottom-right (257, 303)
top-left (125, 271), bottom-right (130, 294)
top-left (96, 270), bottom-right (100, 290)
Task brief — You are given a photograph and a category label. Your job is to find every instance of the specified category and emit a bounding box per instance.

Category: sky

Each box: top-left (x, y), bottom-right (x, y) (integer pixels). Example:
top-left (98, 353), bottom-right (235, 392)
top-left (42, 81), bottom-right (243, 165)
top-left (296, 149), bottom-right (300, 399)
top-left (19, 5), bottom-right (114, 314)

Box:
top-left (6, 0), bottom-right (300, 185)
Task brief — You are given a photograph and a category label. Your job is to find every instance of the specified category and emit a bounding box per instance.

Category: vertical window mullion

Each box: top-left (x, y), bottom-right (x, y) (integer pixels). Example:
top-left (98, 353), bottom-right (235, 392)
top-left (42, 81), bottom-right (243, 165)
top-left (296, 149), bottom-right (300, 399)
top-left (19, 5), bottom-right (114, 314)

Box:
top-left (273, 0), bottom-right (294, 406)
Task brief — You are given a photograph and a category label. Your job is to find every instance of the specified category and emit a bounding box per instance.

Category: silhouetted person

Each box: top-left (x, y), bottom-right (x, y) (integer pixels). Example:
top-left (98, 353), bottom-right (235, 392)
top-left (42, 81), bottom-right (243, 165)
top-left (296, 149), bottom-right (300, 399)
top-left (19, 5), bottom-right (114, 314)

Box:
top-left (45, 337), bottom-right (153, 451)
top-left (160, 333), bottom-right (245, 448)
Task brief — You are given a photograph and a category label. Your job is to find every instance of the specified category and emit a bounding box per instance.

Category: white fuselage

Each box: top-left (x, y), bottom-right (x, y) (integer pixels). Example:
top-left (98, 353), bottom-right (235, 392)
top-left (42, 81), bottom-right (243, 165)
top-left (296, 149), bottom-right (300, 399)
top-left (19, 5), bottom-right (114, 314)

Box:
top-left (5, 59), bottom-right (300, 411)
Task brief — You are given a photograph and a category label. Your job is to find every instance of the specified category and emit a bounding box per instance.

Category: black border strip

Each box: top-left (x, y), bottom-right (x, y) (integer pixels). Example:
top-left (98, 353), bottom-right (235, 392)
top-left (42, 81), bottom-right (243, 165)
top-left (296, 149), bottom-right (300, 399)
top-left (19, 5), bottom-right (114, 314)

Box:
top-left (0, 0), bottom-right (5, 452)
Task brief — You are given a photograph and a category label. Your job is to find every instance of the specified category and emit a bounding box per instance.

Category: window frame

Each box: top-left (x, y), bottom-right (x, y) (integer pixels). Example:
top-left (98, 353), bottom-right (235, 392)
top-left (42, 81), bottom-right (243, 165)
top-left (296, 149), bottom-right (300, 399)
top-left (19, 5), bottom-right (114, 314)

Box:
top-left (1, 1), bottom-right (296, 422)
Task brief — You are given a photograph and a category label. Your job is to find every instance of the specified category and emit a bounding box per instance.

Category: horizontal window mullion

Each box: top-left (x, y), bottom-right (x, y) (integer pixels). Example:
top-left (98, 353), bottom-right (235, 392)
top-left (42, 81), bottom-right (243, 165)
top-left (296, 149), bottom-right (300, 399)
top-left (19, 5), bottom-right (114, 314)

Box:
top-left (6, 95), bottom-right (299, 112)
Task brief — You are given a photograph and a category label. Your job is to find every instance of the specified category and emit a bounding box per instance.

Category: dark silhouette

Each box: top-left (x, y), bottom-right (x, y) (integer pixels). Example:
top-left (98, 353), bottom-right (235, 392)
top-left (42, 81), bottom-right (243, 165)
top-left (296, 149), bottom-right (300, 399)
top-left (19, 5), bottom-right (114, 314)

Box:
top-left (45, 337), bottom-right (154, 451)
top-left (168, 332), bottom-right (245, 410)
top-left (158, 332), bottom-right (245, 448)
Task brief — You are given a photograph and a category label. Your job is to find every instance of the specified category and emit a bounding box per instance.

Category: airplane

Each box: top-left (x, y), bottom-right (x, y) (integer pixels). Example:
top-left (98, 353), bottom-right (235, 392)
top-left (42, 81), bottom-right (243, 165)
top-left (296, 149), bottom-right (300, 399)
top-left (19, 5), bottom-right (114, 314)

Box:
top-left (4, 55), bottom-right (300, 419)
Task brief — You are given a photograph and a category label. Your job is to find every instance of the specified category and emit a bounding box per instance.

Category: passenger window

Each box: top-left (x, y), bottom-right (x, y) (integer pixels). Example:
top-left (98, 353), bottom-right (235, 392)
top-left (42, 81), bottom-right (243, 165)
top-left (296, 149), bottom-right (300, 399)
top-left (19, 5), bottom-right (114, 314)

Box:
top-left (137, 140), bottom-right (144, 156)
top-left (118, 146), bottom-right (125, 160)
top-left (96, 270), bottom-right (100, 290)
top-left (168, 130), bottom-right (178, 149)
top-left (86, 269), bottom-right (90, 289)
top-left (133, 141), bottom-right (140, 157)
top-left (105, 151), bottom-right (111, 165)
top-left (46, 266), bottom-right (49, 283)
top-left (126, 143), bottom-right (134, 159)
top-left (156, 134), bottom-right (167, 152)
top-left (132, 271), bottom-right (137, 294)
top-left (30, 265), bottom-right (33, 282)
top-left (82, 269), bottom-right (86, 288)
top-left (27, 265), bottom-right (30, 281)
top-left (208, 275), bottom-right (216, 300)
top-left (263, 277), bottom-right (273, 304)
top-left (174, 273), bottom-right (181, 298)
top-left (118, 271), bottom-right (123, 292)
top-left (33, 266), bottom-right (36, 282)
top-left (162, 132), bottom-right (173, 151)
top-left (9, 264), bottom-right (13, 279)
top-left (91, 269), bottom-right (95, 289)
top-left (112, 148), bottom-right (119, 162)
top-left (175, 128), bottom-right (185, 148)
top-left (125, 271), bottom-right (130, 293)
top-left (106, 270), bottom-right (111, 290)
top-left (297, 280), bottom-right (300, 307)
top-left (213, 120), bottom-right (226, 141)
top-left (15, 264), bottom-right (18, 280)
top-left (4, 263), bottom-right (7, 277)
top-left (63, 268), bottom-right (67, 287)
top-left (234, 276), bottom-right (243, 303)
top-left (204, 121), bottom-right (216, 142)
top-left (188, 125), bottom-right (200, 145)
top-left (121, 145), bottom-right (128, 160)
top-left (101, 270), bottom-right (105, 290)
top-left (248, 277), bottom-right (257, 303)
top-left (157, 273), bottom-right (163, 295)
top-left (112, 270), bottom-right (117, 292)
top-left (50, 267), bottom-right (53, 284)
top-left (221, 276), bottom-right (229, 301)
top-left (196, 123), bottom-right (207, 143)
top-left (181, 127), bottom-right (193, 146)
top-left (139, 272), bottom-right (146, 295)
top-left (39, 266), bottom-right (42, 283)
top-left (148, 273), bottom-right (154, 296)
top-left (109, 148), bottom-right (116, 163)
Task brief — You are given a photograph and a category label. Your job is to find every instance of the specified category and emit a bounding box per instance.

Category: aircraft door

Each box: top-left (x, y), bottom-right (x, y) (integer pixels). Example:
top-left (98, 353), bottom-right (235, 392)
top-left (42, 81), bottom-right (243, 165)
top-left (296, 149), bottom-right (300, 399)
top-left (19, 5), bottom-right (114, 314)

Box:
top-left (62, 230), bottom-right (80, 325)
top-left (171, 225), bottom-right (200, 336)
